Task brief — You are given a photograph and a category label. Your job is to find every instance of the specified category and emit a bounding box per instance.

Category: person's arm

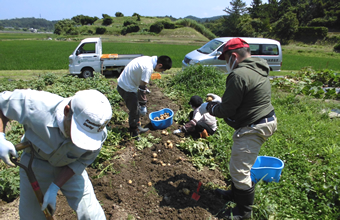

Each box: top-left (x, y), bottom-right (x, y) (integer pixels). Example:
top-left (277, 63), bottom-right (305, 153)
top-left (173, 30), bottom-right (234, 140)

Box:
top-left (41, 165), bottom-right (75, 213)
top-left (54, 165), bottom-right (75, 187)
top-left (0, 110), bottom-right (9, 133)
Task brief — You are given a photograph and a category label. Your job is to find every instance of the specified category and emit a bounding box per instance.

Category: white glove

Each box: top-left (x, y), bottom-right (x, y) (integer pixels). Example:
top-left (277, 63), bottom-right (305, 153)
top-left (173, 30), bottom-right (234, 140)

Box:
top-left (41, 182), bottom-right (60, 214)
top-left (198, 102), bottom-right (208, 115)
top-left (140, 106), bottom-right (147, 116)
top-left (207, 93), bottom-right (222, 103)
top-left (0, 132), bottom-right (18, 167)
top-left (146, 89), bottom-right (151, 94)
top-left (173, 129), bottom-right (182, 134)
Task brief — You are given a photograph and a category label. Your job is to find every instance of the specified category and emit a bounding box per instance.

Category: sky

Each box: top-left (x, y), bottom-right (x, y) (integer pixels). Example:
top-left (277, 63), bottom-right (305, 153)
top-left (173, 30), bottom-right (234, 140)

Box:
top-left (0, 0), bottom-right (254, 21)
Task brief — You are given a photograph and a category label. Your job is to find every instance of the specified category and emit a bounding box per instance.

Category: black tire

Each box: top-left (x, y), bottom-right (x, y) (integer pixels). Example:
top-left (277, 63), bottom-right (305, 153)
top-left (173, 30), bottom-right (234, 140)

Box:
top-left (81, 68), bottom-right (93, 78)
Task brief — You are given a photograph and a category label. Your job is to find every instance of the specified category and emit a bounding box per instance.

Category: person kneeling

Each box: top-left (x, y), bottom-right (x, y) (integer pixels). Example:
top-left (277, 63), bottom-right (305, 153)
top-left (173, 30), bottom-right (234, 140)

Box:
top-left (173, 95), bottom-right (217, 138)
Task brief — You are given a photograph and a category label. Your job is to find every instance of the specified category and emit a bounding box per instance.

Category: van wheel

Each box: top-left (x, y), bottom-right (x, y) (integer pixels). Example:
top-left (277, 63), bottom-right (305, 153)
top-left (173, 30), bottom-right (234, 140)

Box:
top-left (82, 68), bottom-right (93, 78)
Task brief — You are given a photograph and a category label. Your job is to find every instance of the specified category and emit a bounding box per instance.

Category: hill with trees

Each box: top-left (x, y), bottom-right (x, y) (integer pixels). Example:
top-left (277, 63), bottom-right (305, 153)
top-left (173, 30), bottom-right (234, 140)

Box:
top-left (0, 17), bottom-right (57, 32)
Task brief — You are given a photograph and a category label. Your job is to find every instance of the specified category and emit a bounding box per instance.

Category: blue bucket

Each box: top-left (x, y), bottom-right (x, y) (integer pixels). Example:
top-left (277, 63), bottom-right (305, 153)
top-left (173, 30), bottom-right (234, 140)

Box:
top-left (251, 156), bottom-right (284, 183)
top-left (149, 108), bottom-right (174, 130)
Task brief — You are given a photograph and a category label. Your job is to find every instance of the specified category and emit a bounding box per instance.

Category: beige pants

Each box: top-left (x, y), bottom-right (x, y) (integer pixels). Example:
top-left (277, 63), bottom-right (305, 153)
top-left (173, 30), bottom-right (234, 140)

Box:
top-left (229, 116), bottom-right (277, 190)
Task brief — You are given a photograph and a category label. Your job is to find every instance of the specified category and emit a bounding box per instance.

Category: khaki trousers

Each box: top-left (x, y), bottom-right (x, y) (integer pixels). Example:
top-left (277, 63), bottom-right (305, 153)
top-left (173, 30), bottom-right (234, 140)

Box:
top-left (229, 116), bottom-right (277, 190)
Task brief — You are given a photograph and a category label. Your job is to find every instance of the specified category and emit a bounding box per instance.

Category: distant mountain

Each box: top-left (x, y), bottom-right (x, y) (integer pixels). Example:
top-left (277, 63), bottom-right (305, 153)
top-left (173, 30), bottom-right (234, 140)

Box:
top-left (184, 15), bottom-right (225, 22)
top-left (0, 17), bottom-right (57, 31)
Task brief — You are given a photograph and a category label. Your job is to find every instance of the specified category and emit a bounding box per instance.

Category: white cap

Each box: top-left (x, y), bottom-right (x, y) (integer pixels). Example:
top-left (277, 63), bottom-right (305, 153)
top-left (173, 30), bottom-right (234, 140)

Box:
top-left (70, 90), bottom-right (112, 151)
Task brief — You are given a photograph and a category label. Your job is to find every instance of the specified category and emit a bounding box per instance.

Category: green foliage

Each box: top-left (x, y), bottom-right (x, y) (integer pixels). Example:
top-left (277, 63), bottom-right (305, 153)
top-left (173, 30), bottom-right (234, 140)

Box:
top-left (135, 134), bottom-right (161, 150)
top-left (115, 12), bottom-right (124, 17)
top-left (149, 22), bottom-right (164, 34)
top-left (334, 43), bottom-right (340, 51)
top-left (0, 167), bottom-right (20, 201)
top-left (102, 17), bottom-right (113, 26)
top-left (273, 11), bottom-right (299, 43)
top-left (54, 19), bottom-right (77, 35)
top-left (96, 27), bottom-right (106, 34)
top-left (295, 26), bottom-right (328, 43)
top-left (175, 19), bottom-right (216, 40)
top-left (121, 24), bottom-right (140, 35)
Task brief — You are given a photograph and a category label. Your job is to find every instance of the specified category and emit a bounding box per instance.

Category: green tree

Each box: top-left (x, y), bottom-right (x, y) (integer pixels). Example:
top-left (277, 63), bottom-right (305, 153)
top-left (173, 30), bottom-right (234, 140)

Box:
top-left (220, 0), bottom-right (248, 36)
top-left (102, 14), bottom-right (110, 18)
top-left (53, 19), bottom-right (77, 35)
top-left (115, 12), bottom-right (124, 17)
top-left (273, 11), bottom-right (299, 43)
top-left (102, 17), bottom-right (113, 26)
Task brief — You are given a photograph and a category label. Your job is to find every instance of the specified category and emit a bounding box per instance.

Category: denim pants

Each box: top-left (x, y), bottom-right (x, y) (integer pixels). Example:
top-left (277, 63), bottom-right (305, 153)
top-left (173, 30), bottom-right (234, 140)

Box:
top-left (229, 116), bottom-right (277, 190)
top-left (19, 152), bottom-right (105, 220)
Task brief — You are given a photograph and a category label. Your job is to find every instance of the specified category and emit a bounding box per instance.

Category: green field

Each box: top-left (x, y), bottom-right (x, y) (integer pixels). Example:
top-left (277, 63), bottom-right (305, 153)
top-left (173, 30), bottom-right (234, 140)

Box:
top-left (1, 32), bottom-right (340, 72)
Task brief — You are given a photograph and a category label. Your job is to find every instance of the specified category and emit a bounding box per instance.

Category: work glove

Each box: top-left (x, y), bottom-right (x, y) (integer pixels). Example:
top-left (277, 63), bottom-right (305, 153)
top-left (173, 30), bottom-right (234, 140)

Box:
top-left (140, 105), bottom-right (147, 116)
top-left (206, 93), bottom-right (222, 103)
top-left (173, 129), bottom-right (183, 134)
top-left (0, 132), bottom-right (18, 167)
top-left (206, 101), bottom-right (219, 115)
top-left (41, 182), bottom-right (60, 214)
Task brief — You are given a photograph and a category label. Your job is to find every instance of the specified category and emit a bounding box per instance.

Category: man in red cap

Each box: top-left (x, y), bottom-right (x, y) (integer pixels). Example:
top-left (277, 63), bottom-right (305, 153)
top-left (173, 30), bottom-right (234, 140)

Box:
top-left (200, 38), bottom-right (277, 219)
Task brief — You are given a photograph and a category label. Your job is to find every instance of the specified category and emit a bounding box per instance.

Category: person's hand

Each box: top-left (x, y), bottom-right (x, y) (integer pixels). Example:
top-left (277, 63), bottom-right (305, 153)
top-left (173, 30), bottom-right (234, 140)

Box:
top-left (207, 93), bottom-right (222, 103)
top-left (146, 88), bottom-right (151, 94)
top-left (41, 182), bottom-right (60, 214)
top-left (0, 132), bottom-right (18, 167)
top-left (173, 129), bottom-right (182, 134)
top-left (140, 106), bottom-right (147, 116)
top-left (198, 102), bottom-right (208, 115)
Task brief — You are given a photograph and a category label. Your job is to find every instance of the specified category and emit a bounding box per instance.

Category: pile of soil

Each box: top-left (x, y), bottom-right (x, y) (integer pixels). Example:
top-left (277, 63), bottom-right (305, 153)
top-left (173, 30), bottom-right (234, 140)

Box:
top-left (0, 80), bottom-right (230, 220)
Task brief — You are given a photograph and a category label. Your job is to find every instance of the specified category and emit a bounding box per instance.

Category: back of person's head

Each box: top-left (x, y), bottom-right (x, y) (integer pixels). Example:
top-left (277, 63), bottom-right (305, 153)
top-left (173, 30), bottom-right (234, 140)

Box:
top-left (157, 56), bottom-right (172, 70)
top-left (188, 95), bottom-right (203, 108)
top-left (218, 38), bottom-right (251, 60)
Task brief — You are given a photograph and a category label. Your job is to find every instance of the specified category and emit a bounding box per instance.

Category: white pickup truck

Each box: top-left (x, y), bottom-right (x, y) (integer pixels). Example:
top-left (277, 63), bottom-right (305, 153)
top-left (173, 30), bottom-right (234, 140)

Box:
top-left (69, 37), bottom-right (143, 78)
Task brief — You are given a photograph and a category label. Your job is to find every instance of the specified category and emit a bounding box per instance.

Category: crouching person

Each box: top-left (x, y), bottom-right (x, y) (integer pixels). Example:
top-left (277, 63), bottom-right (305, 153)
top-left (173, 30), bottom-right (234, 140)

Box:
top-left (173, 95), bottom-right (217, 138)
top-left (0, 89), bottom-right (112, 220)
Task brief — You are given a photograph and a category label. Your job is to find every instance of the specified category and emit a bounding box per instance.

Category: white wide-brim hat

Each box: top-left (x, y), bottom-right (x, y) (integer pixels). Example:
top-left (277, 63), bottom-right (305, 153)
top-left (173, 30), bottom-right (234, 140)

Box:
top-left (70, 90), bottom-right (112, 151)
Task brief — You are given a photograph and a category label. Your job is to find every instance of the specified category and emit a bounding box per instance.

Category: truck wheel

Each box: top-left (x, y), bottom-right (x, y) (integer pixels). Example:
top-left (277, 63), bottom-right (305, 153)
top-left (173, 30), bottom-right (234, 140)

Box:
top-left (82, 68), bottom-right (93, 78)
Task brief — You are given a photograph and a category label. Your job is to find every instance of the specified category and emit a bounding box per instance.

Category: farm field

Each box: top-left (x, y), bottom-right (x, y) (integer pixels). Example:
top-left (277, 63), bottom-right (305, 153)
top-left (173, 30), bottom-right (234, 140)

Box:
top-left (0, 31), bottom-right (339, 219)
top-left (1, 32), bottom-right (340, 72)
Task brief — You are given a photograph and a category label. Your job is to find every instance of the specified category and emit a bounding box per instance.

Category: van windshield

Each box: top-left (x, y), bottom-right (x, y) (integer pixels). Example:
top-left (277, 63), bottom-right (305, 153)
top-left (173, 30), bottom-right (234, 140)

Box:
top-left (197, 40), bottom-right (224, 54)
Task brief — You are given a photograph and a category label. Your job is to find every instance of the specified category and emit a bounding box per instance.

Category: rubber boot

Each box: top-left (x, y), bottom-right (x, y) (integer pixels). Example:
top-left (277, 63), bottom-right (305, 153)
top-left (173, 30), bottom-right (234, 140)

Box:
top-left (199, 129), bottom-right (209, 138)
top-left (138, 122), bottom-right (149, 133)
top-left (130, 128), bottom-right (140, 141)
top-left (224, 183), bottom-right (255, 220)
top-left (215, 182), bottom-right (234, 201)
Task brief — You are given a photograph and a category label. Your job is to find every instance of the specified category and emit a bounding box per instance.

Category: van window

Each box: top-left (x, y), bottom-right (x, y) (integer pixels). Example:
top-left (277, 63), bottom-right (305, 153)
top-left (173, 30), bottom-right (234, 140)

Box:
top-left (198, 40), bottom-right (224, 54)
top-left (250, 44), bottom-right (279, 55)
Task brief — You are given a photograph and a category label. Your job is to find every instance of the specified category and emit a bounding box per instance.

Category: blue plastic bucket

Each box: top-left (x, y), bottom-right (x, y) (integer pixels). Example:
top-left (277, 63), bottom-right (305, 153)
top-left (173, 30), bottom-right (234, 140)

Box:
top-left (251, 156), bottom-right (284, 183)
top-left (149, 108), bottom-right (174, 130)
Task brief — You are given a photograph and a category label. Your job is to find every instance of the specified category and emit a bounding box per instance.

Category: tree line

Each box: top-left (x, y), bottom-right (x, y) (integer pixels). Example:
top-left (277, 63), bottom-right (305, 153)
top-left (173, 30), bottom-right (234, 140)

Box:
top-left (206, 0), bottom-right (339, 43)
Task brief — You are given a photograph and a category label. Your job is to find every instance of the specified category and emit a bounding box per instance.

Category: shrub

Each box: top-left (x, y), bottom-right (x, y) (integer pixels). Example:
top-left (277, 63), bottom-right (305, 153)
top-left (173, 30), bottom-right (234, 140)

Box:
top-left (123, 20), bottom-right (136, 27)
top-left (102, 17), bottom-right (113, 26)
top-left (115, 12), bottom-right (124, 17)
top-left (121, 24), bottom-right (140, 35)
top-left (334, 43), bottom-right (340, 51)
top-left (96, 27), bottom-right (106, 34)
top-left (149, 22), bottom-right (164, 33)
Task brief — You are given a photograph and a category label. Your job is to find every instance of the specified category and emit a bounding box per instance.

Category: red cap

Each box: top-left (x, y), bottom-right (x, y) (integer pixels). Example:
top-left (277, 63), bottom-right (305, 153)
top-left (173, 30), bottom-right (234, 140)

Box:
top-left (218, 38), bottom-right (249, 60)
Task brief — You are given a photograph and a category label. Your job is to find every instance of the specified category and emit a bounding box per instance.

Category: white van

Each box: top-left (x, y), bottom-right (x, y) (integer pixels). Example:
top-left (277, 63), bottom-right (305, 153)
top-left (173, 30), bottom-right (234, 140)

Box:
top-left (182, 37), bottom-right (282, 72)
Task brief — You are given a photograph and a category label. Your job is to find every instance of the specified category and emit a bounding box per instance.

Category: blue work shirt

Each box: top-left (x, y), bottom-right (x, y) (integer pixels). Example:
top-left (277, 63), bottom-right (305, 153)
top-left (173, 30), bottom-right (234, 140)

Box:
top-left (0, 89), bottom-right (107, 175)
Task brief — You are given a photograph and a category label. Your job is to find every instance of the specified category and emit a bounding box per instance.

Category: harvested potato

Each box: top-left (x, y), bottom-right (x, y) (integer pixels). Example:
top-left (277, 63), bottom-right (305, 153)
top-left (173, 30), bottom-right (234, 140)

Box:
top-left (128, 180), bottom-right (132, 184)
top-left (182, 188), bottom-right (190, 195)
top-left (168, 143), bottom-right (173, 149)
top-left (161, 130), bottom-right (169, 136)
top-left (152, 153), bottom-right (158, 158)
top-left (206, 96), bottom-right (213, 102)
top-left (167, 140), bottom-right (172, 144)
top-left (151, 158), bottom-right (158, 163)
top-left (148, 182), bottom-right (152, 187)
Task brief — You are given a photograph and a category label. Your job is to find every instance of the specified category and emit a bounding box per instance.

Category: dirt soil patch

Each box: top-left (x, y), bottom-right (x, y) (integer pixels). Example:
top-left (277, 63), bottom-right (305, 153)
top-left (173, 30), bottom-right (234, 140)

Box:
top-left (0, 80), bottom-right (229, 220)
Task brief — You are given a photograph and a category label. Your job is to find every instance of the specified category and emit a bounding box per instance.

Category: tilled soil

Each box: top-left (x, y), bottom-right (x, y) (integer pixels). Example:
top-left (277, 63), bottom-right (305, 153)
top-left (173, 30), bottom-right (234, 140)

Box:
top-left (0, 80), bottom-right (229, 220)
